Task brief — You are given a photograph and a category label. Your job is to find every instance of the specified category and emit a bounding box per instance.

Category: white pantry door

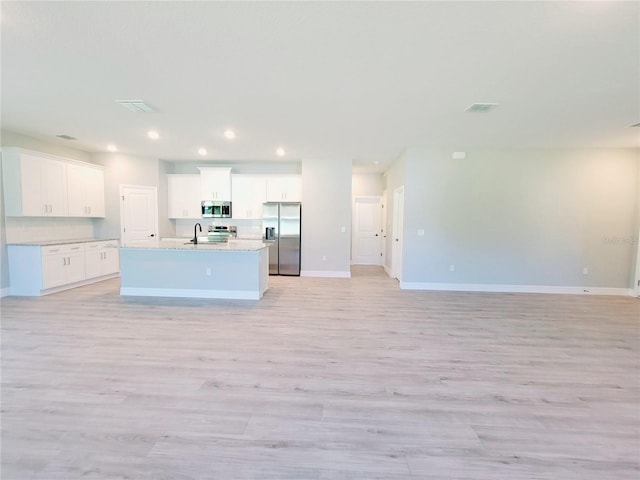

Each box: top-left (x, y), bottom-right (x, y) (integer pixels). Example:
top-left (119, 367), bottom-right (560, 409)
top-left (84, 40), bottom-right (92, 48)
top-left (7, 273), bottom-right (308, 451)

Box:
top-left (352, 197), bottom-right (382, 265)
top-left (120, 185), bottom-right (158, 245)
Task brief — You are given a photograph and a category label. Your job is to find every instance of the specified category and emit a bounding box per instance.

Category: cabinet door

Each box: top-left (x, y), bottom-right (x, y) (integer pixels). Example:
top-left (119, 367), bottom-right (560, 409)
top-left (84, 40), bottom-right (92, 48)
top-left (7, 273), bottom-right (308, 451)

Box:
top-left (19, 154), bottom-right (46, 216)
top-left (232, 175), bottom-right (267, 219)
top-left (84, 243), bottom-right (102, 278)
top-left (199, 168), bottom-right (231, 201)
top-left (65, 250), bottom-right (86, 284)
top-left (266, 175), bottom-right (301, 202)
top-left (42, 158), bottom-right (68, 216)
top-left (41, 251), bottom-right (66, 289)
top-left (102, 247), bottom-right (120, 275)
top-left (168, 175), bottom-right (201, 218)
top-left (84, 167), bottom-right (105, 217)
top-left (67, 164), bottom-right (105, 217)
top-left (66, 163), bottom-right (87, 216)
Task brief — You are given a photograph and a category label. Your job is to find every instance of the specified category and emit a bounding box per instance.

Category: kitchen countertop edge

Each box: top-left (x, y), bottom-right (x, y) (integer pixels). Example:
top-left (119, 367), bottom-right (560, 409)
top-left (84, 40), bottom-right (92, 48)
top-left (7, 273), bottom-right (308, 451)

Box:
top-left (8, 238), bottom-right (120, 247)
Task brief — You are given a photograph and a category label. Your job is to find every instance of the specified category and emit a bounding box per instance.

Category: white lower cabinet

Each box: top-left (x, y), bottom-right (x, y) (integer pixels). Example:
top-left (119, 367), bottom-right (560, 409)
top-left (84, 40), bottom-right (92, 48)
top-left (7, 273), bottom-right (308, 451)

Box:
top-left (8, 240), bottom-right (120, 296)
top-left (85, 241), bottom-right (120, 279)
top-left (41, 244), bottom-right (86, 289)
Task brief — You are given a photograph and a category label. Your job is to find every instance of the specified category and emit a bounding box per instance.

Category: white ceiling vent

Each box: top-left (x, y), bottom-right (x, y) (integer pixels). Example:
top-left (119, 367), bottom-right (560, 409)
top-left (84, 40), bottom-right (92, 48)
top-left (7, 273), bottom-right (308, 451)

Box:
top-left (116, 100), bottom-right (156, 113)
top-left (56, 134), bottom-right (77, 140)
top-left (465, 103), bottom-right (499, 113)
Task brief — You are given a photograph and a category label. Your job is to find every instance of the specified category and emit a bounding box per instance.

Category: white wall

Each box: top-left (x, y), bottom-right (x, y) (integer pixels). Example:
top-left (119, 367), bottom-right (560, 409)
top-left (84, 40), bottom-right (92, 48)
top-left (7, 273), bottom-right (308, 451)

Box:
top-left (352, 173), bottom-right (384, 197)
top-left (398, 147), bottom-right (639, 291)
top-left (301, 158), bottom-right (352, 276)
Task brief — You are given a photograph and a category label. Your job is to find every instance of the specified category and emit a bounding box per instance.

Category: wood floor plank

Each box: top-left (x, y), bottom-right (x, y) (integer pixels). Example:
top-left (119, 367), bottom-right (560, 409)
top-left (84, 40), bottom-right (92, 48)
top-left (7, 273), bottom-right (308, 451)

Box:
top-left (1, 266), bottom-right (638, 479)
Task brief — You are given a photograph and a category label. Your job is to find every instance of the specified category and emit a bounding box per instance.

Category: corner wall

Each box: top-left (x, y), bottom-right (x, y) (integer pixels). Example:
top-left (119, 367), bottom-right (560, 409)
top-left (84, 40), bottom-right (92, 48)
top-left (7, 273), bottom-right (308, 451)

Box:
top-left (301, 158), bottom-right (352, 277)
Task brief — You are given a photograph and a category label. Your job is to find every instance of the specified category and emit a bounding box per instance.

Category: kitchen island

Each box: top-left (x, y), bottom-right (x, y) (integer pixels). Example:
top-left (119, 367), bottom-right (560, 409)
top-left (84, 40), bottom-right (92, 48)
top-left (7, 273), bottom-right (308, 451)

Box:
top-left (119, 239), bottom-right (269, 300)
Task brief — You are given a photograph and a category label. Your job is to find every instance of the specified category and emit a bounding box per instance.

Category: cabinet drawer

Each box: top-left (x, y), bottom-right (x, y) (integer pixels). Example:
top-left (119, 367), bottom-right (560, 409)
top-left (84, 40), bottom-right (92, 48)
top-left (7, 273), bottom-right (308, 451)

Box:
top-left (41, 243), bottom-right (86, 256)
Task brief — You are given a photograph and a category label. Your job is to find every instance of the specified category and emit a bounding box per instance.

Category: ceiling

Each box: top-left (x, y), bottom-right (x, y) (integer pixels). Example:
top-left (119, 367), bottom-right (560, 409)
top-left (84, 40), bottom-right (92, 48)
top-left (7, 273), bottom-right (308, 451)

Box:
top-left (1, 1), bottom-right (639, 173)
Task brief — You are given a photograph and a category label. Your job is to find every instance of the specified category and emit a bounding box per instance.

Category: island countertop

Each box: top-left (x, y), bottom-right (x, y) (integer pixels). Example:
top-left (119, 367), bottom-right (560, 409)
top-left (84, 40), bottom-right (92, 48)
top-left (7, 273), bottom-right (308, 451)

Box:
top-left (121, 239), bottom-right (267, 252)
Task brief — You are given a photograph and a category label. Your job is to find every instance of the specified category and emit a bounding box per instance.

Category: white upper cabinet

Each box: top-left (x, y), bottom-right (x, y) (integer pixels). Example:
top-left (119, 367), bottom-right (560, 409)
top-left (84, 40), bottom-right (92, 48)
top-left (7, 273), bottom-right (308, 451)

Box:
top-left (199, 167), bottom-right (231, 201)
top-left (2, 148), bottom-right (104, 218)
top-left (266, 174), bottom-right (301, 202)
top-left (2, 149), bottom-right (69, 216)
top-left (67, 162), bottom-right (105, 217)
top-left (231, 175), bottom-right (267, 219)
top-left (167, 174), bottom-right (202, 219)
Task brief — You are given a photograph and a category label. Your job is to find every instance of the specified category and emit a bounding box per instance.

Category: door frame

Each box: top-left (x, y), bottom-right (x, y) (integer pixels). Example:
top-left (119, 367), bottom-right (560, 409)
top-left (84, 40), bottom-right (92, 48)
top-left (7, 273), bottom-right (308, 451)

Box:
top-left (351, 195), bottom-right (382, 265)
top-left (634, 223), bottom-right (640, 297)
top-left (119, 184), bottom-right (158, 244)
top-left (391, 186), bottom-right (404, 281)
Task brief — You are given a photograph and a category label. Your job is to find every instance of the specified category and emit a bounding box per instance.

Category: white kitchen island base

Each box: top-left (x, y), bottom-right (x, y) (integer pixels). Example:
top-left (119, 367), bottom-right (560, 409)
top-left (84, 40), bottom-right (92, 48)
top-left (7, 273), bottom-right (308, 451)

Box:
top-left (120, 240), bottom-right (269, 300)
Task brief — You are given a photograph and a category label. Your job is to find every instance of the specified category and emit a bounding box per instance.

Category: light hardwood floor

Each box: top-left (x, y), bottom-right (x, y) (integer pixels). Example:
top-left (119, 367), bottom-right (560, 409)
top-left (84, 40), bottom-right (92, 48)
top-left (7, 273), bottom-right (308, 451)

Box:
top-left (1, 266), bottom-right (639, 479)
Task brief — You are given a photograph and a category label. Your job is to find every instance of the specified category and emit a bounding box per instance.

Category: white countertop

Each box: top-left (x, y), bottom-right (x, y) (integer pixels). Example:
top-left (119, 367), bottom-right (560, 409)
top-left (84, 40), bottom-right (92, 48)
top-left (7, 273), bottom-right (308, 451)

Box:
top-left (121, 238), bottom-right (267, 252)
top-left (8, 238), bottom-right (119, 246)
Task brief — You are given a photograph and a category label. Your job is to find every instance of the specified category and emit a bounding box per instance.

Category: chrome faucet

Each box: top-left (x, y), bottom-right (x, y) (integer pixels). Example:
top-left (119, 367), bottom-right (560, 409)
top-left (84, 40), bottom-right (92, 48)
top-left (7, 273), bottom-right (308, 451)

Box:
top-left (193, 223), bottom-right (202, 244)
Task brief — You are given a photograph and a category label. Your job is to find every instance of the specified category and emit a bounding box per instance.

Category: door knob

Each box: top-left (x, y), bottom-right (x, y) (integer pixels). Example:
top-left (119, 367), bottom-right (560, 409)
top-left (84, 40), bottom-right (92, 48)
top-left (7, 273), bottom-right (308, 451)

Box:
top-left (149, 234), bottom-right (155, 237)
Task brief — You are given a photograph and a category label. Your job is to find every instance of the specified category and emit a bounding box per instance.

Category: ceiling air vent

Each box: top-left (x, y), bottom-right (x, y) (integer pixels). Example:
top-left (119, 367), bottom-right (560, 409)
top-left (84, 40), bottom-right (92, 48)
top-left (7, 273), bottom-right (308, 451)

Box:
top-left (465, 103), bottom-right (499, 113)
top-left (56, 134), bottom-right (77, 140)
top-left (629, 122), bottom-right (640, 128)
top-left (116, 100), bottom-right (156, 113)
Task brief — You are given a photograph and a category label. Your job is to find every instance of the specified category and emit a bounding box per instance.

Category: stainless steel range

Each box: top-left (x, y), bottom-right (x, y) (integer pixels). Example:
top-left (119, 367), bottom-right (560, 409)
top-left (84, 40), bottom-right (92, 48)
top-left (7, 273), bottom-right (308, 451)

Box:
top-left (207, 225), bottom-right (237, 243)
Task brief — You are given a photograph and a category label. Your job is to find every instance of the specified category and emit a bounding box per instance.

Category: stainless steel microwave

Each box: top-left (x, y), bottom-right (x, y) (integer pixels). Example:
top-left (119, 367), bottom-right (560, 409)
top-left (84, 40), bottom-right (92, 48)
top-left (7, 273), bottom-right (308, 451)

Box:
top-left (201, 201), bottom-right (232, 218)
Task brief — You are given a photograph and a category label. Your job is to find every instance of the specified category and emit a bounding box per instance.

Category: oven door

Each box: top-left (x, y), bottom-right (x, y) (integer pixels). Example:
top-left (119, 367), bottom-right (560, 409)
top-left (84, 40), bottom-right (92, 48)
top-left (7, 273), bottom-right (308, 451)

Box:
top-left (201, 201), bottom-right (214, 217)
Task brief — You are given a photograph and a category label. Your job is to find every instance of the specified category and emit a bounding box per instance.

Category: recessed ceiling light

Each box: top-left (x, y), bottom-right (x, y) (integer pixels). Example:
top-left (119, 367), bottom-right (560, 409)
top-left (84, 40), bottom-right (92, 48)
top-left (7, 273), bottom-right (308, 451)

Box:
top-left (56, 134), bottom-right (77, 140)
top-left (147, 130), bottom-right (160, 140)
top-left (276, 147), bottom-right (286, 157)
top-left (107, 144), bottom-right (118, 152)
top-left (465, 103), bottom-right (499, 113)
top-left (198, 148), bottom-right (207, 156)
top-left (116, 100), bottom-right (156, 113)
top-left (224, 129), bottom-right (236, 140)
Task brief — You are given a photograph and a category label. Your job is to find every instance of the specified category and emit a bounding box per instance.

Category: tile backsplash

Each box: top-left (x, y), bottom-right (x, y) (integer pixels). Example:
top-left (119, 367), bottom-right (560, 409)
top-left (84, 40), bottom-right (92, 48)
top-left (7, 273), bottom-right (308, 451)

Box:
top-left (174, 218), bottom-right (263, 239)
top-left (5, 217), bottom-right (96, 243)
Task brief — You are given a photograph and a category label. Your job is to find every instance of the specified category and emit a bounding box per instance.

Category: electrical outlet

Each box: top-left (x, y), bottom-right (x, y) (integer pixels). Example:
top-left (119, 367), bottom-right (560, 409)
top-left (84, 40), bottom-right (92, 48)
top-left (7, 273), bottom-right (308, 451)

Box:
top-left (322, 255), bottom-right (327, 261)
top-left (449, 264), bottom-right (455, 272)
top-left (583, 267), bottom-right (589, 275)
top-left (206, 267), bottom-right (211, 276)
top-left (341, 226), bottom-right (346, 233)
top-left (417, 229), bottom-right (425, 236)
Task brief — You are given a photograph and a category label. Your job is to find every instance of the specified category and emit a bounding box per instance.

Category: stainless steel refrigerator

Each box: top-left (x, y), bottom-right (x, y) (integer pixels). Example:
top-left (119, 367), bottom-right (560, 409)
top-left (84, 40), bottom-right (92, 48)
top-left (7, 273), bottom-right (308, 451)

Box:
top-left (263, 202), bottom-right (301, 276)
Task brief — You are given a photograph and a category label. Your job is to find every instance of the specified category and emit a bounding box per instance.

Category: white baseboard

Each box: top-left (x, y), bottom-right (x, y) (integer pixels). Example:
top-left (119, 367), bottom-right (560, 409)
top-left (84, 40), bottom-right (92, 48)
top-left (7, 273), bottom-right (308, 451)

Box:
top-left (300, 270), bottom-right (351, 278)
top-left (400, 282), bottom-right (633, 296)
top-left (0, 287), bottom-right (10, 298)
top-left (120, 287), bottom-right (261, 300)
top-left (383, 264), bottom-right (393, 277)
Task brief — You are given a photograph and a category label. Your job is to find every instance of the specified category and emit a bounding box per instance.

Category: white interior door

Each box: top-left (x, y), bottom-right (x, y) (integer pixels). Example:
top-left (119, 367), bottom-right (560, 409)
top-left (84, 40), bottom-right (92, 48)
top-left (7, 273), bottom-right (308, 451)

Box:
top-left (352, 196), bottom-right (382, 265)
top-left (391, 186), bottom-right (404, 280)
top-left (120, 185), bottom-right (158, 245)
top-left (380, 190), bottom-right (388, 268)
